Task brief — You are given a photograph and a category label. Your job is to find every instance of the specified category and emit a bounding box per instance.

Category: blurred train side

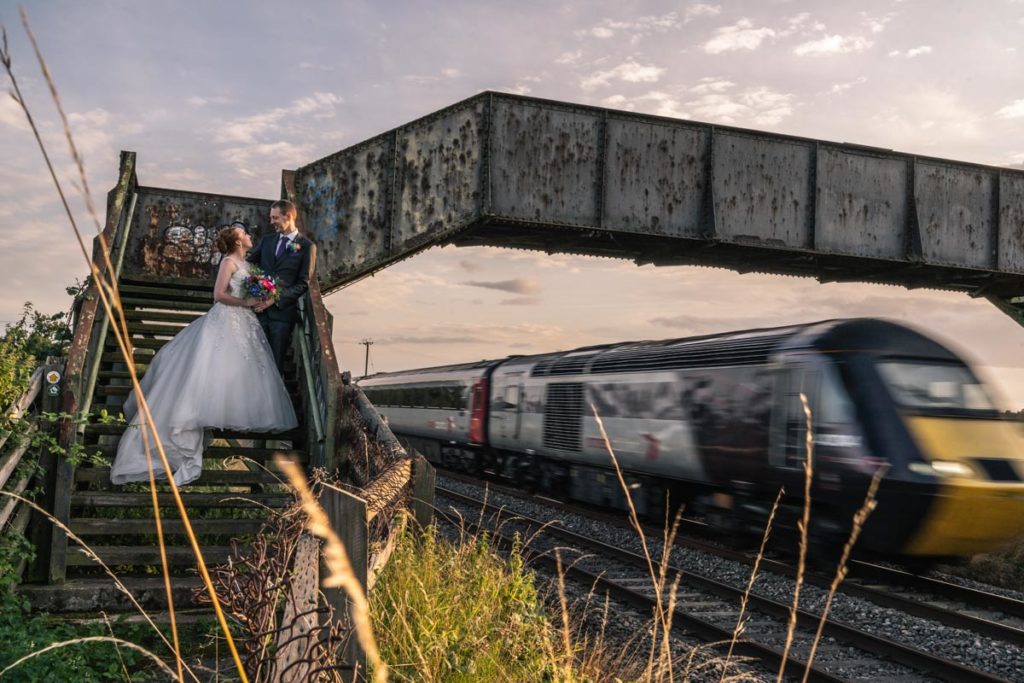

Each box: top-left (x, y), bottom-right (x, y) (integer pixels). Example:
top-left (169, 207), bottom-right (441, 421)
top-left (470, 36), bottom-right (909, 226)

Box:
top-left (359, 319), bottom-right (1024, 559)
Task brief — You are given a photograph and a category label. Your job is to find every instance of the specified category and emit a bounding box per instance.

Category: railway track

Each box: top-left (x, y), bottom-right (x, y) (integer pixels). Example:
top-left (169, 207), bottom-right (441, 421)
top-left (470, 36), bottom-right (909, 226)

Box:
top-left (436, 473), bottom-right (1021, 682)
top-left (439, 468), bottom-right (1024, 648)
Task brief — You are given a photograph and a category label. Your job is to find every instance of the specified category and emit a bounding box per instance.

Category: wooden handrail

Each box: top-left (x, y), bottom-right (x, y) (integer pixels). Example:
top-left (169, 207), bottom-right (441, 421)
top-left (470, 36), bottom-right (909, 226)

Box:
top-left (296, 297), bottom-right (326, 445)
top-left (78, 189), bottom-right (138, 422)
top-left (60, 151), bottom-right (136, 441)
top-left (0, 422), bottom-right (39, 493)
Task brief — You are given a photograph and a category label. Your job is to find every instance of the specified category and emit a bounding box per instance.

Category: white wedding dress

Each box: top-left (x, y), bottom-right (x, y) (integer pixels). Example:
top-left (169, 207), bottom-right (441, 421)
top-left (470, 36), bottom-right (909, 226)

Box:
top-left (110, 257), bottom-right (298, 486)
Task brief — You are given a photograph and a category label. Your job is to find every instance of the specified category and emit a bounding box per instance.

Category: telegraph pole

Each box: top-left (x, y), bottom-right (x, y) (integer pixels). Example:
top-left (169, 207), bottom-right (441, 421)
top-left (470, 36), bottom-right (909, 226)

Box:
top-left (360, 339), bottom-right (374, 378)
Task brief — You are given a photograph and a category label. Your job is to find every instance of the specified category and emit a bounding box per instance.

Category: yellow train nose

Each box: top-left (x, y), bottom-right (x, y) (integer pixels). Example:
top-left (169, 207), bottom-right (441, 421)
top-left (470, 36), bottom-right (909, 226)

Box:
top-left (901, 416), bottom-right (1024, 556)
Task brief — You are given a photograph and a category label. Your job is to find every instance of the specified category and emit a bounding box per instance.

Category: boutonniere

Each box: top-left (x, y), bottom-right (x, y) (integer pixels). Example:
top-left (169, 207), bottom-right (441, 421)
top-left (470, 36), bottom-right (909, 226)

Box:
top-left (285, 240), bottom-right (302, 254)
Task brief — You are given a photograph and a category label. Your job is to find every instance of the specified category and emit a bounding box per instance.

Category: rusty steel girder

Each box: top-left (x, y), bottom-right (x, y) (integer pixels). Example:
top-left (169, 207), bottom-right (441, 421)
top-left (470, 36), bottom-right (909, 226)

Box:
top-left (293, 92), bottom-right (1024, 304)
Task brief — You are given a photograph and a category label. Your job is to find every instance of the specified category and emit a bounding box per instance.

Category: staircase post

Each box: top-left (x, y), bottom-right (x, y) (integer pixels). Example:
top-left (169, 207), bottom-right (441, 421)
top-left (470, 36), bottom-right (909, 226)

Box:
top-left (410, 453), bottom-right (436, 529)
top-left (27, 358), bottom-right (69, 583)
top-left (320, 484), bottom-right (369, 682)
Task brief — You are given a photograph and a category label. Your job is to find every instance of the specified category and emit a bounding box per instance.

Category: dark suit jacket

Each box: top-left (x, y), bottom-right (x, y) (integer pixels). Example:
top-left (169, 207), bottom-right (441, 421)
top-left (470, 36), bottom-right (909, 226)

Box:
top-left (246, 232), bottom-right (315, 324)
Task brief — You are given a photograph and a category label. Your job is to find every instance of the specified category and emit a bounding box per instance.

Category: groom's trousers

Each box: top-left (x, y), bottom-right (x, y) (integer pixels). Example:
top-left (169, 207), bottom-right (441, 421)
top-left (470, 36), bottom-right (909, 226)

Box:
top-left (259, 317), bottom-right (295, 374)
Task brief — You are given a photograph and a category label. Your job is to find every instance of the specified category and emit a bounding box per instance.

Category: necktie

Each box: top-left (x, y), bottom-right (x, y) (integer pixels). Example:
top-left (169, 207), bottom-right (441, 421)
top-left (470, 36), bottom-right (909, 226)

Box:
top-left (275, 235), bottom-right (286, 258)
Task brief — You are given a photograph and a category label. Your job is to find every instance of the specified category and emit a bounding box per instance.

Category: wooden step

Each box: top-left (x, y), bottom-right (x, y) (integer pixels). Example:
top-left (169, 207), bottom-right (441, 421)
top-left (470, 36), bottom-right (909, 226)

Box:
top-left (65, 544), bottom-right (234, 567)
top-left (119, 284), bottom-right (214, 303)
top-left (101, 350), bottom-right (154, 364)
top-left (97, 370), bottom-right (144, 382)
top-left (122, 309), bottom-right (202, 324)
top-left (19, 577), bottom-right (204, 612)
top-left (213, 427), bottom-right (303, 441)
top-left (121, 275), bottom-right (213, 290)
top-left (84, 423), bottom-right (303, 441)
top-left (96, 380), bottom-right (300, 397)
top-left (70, 517), bottom-right (269, 537)
top-left (107, 337), bottom-right (172, 351)
top-left (75, 467), bottom-right (285, 487)
top-left (125, 322), bottom-right (189, 336)
top-left (81, 439), bottom-right (306, 460)
top-left (71, 491), bottom-right (293, 508)
top-left (120, 297), bottom-right (212, 312)
top-left (203, 446), bottom-right (307, 462)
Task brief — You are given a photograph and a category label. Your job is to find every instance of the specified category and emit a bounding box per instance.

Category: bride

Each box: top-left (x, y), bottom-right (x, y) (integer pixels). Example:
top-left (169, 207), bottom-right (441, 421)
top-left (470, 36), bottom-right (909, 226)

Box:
top-left (110, 226), bottom-right (299, 486)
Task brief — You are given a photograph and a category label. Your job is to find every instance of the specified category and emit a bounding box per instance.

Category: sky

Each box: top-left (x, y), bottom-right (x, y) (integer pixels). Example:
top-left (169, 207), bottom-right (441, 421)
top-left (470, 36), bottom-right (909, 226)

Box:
top-left (3, 1), bottom-right (1024, 406)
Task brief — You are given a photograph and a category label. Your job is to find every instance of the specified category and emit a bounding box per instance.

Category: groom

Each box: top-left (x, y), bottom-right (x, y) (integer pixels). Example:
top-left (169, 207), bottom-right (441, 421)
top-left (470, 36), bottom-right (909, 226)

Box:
top-left (248, 199), bottom-right (315, 373)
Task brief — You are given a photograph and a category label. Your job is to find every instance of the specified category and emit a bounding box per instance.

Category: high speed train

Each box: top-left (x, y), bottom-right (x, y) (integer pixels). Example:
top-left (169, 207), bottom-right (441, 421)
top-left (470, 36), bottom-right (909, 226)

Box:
top-left (359, 319), bottom-right (1024, 559)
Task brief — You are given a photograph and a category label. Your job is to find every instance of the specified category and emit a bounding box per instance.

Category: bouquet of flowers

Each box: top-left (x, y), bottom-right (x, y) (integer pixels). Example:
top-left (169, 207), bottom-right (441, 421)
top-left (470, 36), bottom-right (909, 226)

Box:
top-left (242, 266), bottom-right (281, 302)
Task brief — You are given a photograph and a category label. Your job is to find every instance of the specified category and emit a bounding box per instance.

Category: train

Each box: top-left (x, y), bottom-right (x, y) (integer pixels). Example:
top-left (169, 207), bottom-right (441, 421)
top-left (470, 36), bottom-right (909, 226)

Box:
top-left (359, 319), bottom-right (1024, 560)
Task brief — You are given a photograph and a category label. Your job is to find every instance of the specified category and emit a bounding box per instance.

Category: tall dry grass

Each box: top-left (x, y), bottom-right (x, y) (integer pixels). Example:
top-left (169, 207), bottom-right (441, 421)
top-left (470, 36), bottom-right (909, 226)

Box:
top-left (2, 8), bottom-right (246, 679)
top-left (775, 393), bottom-right (814, 682)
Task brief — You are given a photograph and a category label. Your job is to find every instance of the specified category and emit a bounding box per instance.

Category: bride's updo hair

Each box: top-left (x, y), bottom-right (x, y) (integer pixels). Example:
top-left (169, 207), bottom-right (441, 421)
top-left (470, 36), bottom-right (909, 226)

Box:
top-left (215, 226), bottom-right (243, 255)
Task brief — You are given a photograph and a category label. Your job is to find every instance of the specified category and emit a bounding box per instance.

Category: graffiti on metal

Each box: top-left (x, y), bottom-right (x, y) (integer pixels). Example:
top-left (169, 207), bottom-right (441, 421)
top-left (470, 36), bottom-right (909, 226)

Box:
top-left (294, 92), bottom-right (1024, 300)
top-left (122, 188), bottom-right (273, 279)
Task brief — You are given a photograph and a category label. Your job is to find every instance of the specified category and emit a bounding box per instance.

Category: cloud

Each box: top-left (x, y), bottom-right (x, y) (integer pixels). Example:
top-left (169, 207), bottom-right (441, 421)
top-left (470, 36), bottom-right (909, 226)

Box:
top-left (793, 34), bottom-right (872, 56)
top-left (576, 13), bottom-right (680, 40)
top-left (581, 61), bottom-right (665, 90)
top-left (703, 19), bottom-right (775, 54)
top-left (555, 50), bottom-right (583, 65)
top-left (861, 12), bottom-right (895, 34)
top-left (604, 91), bottom-right (690, 119)
top-left (685, 85), bottom-right (795, 126)
top-left (187, 95), bottom-right (232, 107)
top-left (0, 97), bottom-right (29, 132)
top-left (691, 77), bottom-right (735, 94)
top-left (995, 99), bottom-right (1024, 119)
top-left (869, 87), bottom-right (984, 148)
top-left (828, 76), bottom-right (868, 94)
top-left (461, 278), bottom-right (541, 295)
top-left (459, 259), bottom-right (483, 272)
top-left (220, 141), bottom-right (315, 178)
top-left (218, 91), bottom-right (341, 144)
top-left (683, 4), bottom-right (721, 23)
top-left (889, 45), bottom-right (932, 58)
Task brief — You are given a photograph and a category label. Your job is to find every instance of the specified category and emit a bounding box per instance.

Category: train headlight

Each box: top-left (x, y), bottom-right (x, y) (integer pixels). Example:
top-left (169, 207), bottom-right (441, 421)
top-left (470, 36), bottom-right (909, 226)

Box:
top-left (909, 460), bottom-right (975, 478)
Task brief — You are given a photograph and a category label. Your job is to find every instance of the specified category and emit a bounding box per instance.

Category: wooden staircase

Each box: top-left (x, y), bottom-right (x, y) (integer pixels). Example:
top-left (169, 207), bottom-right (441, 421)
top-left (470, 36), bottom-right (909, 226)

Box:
top-left (21, 274), bottom-right (308, 613)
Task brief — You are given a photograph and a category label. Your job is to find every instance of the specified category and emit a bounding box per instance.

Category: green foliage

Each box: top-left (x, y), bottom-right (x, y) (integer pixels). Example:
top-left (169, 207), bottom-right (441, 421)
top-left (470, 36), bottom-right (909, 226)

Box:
top-left (371, 525), bottom-right (556, 681)
top-left (0, 300), bottom-right (73, 411)
top-left (0, 597), bottom-right (168, 683)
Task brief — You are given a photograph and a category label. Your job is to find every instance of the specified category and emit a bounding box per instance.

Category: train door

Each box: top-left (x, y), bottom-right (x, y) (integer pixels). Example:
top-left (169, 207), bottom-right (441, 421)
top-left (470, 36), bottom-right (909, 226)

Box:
top-left (492, 374), bottom-right (523, 443)
top-left (771, 358), bottom-right (821, 469)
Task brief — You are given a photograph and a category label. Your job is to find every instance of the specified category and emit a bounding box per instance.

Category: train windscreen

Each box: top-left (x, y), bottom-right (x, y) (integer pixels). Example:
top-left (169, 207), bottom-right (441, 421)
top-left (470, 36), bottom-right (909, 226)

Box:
top-left (876, 360), bottom-right (994, 411)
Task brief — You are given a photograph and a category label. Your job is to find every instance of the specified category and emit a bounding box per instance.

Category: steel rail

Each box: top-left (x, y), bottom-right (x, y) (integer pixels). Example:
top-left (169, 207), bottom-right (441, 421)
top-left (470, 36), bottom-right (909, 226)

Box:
top-left (439, 468), bottom-right (1024, 647)
top-left (438, 484), bottom-right (1011, 683)
top-left (432, 497), bottom-right (849, 683)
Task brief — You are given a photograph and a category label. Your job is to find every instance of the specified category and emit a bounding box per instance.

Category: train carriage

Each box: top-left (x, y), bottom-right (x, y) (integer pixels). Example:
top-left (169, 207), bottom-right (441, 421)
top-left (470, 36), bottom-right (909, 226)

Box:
top-left (359, 319), bottom-right (1024, 559)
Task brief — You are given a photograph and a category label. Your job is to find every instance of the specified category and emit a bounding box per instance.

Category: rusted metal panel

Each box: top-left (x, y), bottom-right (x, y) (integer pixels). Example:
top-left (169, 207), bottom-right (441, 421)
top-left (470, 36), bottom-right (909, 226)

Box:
top-left (603, 118), bottom-right (708, 237)
top-left (395, 100), bottom-right (486, 249)
top-left (999, 173), bottom-right (1024, 273)
top-left (295, 138), bottom-right (392, 290)
top-left (915, 161), bottom-right (995, 269)
top-left (816, 148), bottom-right (907, 259)
top-left (489, 99), bottom-right (601, 225)
top-left (293, 92), bottom-right (1024, 298)
top-left (122, 187), bottom-right (271, 279)
top-left (712, 132), bottom-right (813, 248)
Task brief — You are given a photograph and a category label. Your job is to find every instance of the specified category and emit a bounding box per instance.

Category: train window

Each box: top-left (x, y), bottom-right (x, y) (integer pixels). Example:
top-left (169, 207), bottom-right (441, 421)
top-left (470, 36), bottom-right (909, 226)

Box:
top-left (818, 365), bottom-right (855, 425)
top-left (504, 385), bottom-right (520, 410)
top-left (876, 361), bottom-right (994, 411)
